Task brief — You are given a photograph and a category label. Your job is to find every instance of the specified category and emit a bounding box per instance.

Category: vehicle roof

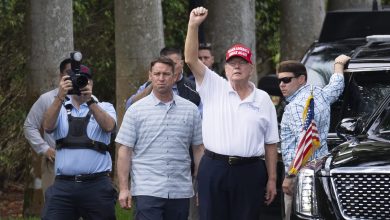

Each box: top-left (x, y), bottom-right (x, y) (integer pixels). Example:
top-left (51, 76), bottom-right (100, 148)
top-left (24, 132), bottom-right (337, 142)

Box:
top-left (347, 38), bottom-right (390, 71)
top-left (319, 10), bottom-right (390, 43)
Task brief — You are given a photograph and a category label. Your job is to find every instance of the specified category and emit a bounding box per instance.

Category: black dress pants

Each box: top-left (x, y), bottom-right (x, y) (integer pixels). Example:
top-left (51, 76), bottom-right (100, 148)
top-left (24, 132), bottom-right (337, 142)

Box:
top-left (198, 154), bottom-right (267, 220)
top-left (42, 176), bottom-right (117, 220)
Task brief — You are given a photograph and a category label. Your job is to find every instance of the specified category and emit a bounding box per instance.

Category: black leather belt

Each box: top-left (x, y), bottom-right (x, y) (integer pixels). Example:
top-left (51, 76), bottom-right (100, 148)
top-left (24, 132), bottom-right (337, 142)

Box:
top-left (204, 149), bottom-right (262, 165)
top-left (56, 171), bottom-right (110, 182)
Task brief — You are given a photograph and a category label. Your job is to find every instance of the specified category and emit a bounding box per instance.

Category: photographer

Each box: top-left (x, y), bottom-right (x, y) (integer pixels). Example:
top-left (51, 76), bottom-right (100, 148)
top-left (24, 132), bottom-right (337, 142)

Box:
top-left (41, 58), bottom-right (117, 220)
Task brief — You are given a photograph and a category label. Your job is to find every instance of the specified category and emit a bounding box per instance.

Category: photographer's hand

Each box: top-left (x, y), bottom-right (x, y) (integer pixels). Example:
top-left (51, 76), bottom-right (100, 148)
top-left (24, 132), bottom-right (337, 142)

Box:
top-left (80, 80), bottom-right (93, 103)
top-left (58, 75), bottom-right (72, 100)
top-left (43, 75), bottom-right (72, 133)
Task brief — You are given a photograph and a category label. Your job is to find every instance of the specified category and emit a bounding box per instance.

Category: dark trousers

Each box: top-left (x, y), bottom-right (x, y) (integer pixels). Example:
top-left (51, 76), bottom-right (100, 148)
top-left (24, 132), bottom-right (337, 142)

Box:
top-left (41, 176), bottom-right (117, 220)
top-left (198, 154), bottom-right (267, 220)
top-left (134, 196), bottom-right (189, 220)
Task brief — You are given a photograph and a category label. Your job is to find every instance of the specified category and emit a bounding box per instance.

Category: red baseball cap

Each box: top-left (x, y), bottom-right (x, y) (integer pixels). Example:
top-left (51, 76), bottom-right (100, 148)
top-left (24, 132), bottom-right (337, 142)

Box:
top-left (225, 44), bottom-right (252, 64)
top-left (80, 65), bottom-right (92, 78)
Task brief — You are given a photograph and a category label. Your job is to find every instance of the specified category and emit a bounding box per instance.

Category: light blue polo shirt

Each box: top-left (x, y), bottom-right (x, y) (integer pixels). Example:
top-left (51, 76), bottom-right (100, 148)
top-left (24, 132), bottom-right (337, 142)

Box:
top-left (116, 93), bottom-right (203, 199)
top-left (52, 97), bottom-right (117, 175)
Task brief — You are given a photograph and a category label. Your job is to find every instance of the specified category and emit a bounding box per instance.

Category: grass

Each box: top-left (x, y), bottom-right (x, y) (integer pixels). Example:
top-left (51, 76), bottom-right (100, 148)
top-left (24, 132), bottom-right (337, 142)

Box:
top-left (115, 203), bottom-right (134, 220)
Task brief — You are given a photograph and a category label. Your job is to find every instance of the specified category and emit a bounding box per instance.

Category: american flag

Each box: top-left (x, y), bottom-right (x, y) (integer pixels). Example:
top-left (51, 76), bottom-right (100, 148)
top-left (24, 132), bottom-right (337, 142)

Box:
top-left (288, 92), bottom-right (320, 176)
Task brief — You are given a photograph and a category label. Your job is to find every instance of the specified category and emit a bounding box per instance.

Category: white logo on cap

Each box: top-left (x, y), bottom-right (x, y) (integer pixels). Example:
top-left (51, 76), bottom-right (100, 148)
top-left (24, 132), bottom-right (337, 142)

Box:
top-left (227, 46), bottom-right (250, 54)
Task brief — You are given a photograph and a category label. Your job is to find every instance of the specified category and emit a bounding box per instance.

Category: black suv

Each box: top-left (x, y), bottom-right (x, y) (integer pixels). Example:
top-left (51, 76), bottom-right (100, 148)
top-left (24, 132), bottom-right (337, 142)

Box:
top-left (292, 89), bottom-right (390, 220)
top-left (292, 10), bottom-right (390, 220)
top-left (301, 10), bottom-right (390, 149)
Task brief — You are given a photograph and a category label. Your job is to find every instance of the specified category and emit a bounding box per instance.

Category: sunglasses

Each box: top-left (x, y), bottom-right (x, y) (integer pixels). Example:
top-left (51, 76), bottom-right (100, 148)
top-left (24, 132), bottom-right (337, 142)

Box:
top-left (278, 76), bottom-right (297, 84)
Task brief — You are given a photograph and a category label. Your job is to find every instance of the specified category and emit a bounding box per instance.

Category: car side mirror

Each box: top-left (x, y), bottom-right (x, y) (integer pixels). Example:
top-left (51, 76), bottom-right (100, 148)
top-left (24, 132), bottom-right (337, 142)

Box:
top-left (336, 117), bottom-right (364, 141)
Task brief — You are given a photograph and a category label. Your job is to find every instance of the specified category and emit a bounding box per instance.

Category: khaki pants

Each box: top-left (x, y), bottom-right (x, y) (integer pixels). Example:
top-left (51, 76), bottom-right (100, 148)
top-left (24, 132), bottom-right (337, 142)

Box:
top-left (283, 176), bottom-right (296, 220)
top-left (41, 158), bottom-right (55, 198)
top-left (284, 193), bottom-right (292, 220)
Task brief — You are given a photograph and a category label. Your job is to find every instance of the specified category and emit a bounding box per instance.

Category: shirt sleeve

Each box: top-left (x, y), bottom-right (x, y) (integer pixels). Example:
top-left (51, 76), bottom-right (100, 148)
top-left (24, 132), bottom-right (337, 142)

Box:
top-left (196, 68), bottom-right (227, 104)
top-left (191, 107), bottom-right (203, 146)
top-left (265, 97), bottom-right (280, 144)
top-left (125, 82), bottom-right (148, 110)
top-left (23, 95), bottom-right (53, 154)
top-left (101, 102), bottom-right (117, 124)
top-left (96, 102), bottom-right (117, 145)
top-left (280, 104), bottom-right (304, 171)
top-left (321, 73), bottom-right (344, 104)
top-left (115, 106), bottom-right (138, 148)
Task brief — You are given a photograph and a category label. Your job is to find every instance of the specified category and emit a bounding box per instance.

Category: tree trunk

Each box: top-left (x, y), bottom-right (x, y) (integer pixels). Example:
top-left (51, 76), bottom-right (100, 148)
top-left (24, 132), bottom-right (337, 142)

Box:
top-left (204, 0), bottom-right (257, 83)
top-left (28, 0), bottom-right (74, 95)
top-left (328, 0), bottom-right (380, 11)
top-left (280, 0), bottom-right (325, 61)
top-left (25, 0), bottom-right (73, 216)
top-left (114, 0), bottom-right (164, 182)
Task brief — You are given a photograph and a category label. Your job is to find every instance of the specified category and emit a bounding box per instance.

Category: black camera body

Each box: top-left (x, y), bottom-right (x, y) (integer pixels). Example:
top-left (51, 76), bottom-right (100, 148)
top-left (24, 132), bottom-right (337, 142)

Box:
top-left (67, 51), bottom-right (89, 95)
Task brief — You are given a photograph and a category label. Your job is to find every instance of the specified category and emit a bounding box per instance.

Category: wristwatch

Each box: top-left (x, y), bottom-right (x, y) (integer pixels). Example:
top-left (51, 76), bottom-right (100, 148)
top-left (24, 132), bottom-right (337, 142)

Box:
top-left (86, 97), bottom-right (98, 106)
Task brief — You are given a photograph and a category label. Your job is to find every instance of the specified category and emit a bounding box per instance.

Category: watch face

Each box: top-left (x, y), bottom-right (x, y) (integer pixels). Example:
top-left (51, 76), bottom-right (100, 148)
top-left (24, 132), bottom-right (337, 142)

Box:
top-left (87, 98), bottom-right (97, 106)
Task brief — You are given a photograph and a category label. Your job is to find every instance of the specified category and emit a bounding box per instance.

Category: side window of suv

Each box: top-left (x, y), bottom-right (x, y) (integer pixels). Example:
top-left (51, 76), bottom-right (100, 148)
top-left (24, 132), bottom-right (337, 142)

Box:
top-left (378, 108), bottom-right (390, 139)
top-left (342, 71), bottom-right (390, 122)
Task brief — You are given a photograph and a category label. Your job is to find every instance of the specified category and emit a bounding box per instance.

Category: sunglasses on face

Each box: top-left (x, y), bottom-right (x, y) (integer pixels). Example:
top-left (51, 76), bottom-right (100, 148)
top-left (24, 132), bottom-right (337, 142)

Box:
top-left (278, 76), bottom-right (297, 84)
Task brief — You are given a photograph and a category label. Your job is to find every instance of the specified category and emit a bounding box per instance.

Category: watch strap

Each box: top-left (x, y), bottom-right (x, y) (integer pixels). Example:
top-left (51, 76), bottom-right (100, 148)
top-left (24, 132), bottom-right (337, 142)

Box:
top-left (86, 97), bottom-right (97, 106)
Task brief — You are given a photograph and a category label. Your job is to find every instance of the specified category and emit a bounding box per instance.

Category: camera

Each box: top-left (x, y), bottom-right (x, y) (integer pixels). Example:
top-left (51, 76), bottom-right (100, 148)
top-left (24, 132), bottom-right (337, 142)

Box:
top-left (67, 51), bottom-right (89, 95)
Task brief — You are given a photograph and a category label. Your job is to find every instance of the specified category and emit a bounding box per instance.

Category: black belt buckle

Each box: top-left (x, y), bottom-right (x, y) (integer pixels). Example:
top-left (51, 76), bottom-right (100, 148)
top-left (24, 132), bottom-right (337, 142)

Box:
top-left (228, 156), bottom-right (240, 165)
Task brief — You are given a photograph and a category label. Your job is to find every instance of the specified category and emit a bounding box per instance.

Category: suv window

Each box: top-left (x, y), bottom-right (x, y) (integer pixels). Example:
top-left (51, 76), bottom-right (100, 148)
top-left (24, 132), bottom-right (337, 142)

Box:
top-left (377, 107), bottom-right (390, 140)
top-left (369, 99), bottom-right (390, 141)
top-left (303, 39), bottom-right (367, 87)
top-left (302, 39), bottom-right (390, 134)
top-left (342, 70), bottom-right (390, 121)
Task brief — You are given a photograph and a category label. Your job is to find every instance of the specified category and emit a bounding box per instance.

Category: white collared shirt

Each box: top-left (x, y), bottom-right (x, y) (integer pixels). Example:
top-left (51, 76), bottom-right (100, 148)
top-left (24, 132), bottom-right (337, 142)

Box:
top-left (196, 68), bottom-right (279, 157)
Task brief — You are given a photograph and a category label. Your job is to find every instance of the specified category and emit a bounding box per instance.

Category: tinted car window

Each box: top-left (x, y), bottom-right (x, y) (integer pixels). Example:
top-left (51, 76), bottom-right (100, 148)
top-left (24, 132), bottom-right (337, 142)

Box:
top-left (372, 104), bottom-right (390, 141)
top-left (303, 39), bottom-right (367, 87)
top-left (378, 118), bottom-right (390, 140)
top-left (303, 40), bottom-right (390, 133)
top-left (342, 70), bottom-right (390, 122)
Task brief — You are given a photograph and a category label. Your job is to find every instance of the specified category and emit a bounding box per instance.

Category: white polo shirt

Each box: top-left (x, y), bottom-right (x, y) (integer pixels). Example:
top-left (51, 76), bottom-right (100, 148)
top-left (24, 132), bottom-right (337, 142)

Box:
top-left (197, 68), bottom-right (279, 157)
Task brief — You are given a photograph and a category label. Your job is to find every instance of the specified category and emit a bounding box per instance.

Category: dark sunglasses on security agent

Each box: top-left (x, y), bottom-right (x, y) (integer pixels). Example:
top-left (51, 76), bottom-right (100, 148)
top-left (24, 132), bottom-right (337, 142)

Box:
top-left (278, 76), bottom-right (297, 84)
top-left (278, 73), bottom-right (305, 84)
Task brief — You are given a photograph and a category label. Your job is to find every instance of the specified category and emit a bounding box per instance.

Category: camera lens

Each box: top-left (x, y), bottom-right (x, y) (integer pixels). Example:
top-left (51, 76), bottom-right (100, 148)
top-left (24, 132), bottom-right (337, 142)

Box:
top-left (75, 75), bottom-right (88, 88)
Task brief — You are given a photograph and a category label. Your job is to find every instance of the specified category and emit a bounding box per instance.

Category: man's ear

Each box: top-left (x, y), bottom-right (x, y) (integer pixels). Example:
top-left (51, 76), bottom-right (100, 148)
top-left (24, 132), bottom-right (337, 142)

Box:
top-left (148, 71), bottom-right (152, 81)
top-left (174, 72), bottom-right (181, 82)
top-left (298, 74), bottom-right (306, 84)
